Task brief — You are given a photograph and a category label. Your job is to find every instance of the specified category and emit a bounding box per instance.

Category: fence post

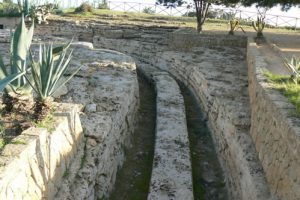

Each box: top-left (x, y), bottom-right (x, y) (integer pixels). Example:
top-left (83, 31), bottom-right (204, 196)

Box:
top-left (139, 3), bottom-right (141, 13)
top-left (295, 18), bottom-right (298, 31)
top-left (124, 2), bottom-right (126, 12)
top-left (276, 16), bottom-right (278, 27)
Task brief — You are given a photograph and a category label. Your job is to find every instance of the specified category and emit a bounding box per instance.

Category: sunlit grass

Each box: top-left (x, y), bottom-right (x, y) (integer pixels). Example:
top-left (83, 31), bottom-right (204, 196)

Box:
top-left (264, 71), bottom-right (300, 116)
top-left (32, 109), bottom-right (56, 133)
top-left (56, 8), bottom-right (300, 35)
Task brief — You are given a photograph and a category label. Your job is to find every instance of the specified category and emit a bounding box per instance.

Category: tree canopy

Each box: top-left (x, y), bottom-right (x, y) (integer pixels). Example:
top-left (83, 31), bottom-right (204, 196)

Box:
top-left (157, 0), bottom-right (299, 10)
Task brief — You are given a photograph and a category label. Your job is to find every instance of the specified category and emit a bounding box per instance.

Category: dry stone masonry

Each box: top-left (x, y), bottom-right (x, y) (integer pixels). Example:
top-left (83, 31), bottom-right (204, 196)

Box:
top-left (248, 39), bottom-right (300, 200)
top-left (0, 104), bottom-right (83, 200)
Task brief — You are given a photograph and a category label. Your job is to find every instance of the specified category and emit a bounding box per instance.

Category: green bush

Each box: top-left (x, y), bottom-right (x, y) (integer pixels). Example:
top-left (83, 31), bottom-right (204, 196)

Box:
top-left (75, 2), bottom-right (93, 13)
top-left (0, 2), bottom-right (21, 17)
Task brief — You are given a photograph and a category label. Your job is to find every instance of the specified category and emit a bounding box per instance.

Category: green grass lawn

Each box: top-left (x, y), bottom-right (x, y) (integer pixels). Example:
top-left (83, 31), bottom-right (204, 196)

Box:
top-left (264, 71), bottom-right (300, 116)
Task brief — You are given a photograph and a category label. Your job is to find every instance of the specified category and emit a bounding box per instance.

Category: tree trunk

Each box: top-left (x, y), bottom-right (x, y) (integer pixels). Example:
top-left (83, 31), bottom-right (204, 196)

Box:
top-left (197, 20), bottom-right (202, 33)
top-left (194, 0), bottom-right (210, 34)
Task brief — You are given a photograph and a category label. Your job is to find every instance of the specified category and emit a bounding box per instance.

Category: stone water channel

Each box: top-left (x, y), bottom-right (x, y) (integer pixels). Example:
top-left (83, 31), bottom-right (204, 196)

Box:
top-left (110, 75), bottom-right (156, 200)
top-left (109, 70), bottom-right (228, 199)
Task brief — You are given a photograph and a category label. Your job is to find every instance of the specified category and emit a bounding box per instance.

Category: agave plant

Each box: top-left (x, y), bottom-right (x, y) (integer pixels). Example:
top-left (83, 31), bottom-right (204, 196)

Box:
top-left (27, 43), bottom-right (81, 121)
top-left (0, 15), bottom-right (34, 112)
top-left (284, 56), bottom-right (300, 84)
top-left (252, 10), bottom-right (266, 38)
top-left (228, 20), bottom-right (245, 35)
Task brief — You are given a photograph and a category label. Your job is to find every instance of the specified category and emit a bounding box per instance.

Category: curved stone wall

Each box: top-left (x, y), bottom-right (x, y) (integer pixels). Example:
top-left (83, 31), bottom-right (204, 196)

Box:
top-left (248, 39), bottom-right (300, 200)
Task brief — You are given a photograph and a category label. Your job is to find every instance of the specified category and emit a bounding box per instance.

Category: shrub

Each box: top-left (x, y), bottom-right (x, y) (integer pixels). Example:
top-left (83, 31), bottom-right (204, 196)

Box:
top-left (0, 2), bottom-right (21, 17)
top-left (143, 7), bottom-right (155, 14)
top-left (75, 2), bottom-right (93, 13)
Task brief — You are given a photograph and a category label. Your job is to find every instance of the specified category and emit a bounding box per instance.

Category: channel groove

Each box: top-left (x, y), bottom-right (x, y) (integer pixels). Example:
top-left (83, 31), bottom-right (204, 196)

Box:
top-left (109, 74), bottom-right (156, 200)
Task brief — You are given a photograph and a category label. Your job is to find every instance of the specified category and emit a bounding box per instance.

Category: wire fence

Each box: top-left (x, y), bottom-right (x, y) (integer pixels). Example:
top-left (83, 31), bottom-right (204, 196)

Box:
top-left (24, 0), bottom-right (300, 29)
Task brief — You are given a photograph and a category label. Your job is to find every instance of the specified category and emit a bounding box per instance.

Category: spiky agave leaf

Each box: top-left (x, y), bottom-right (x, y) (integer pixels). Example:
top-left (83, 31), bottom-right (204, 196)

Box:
top-left (27, 42), bottom-right (81, 101)
top-left (284, 56), bottom-right (300, 83)
top-left (0, 72), bottom-right (26, 92)
top-left (0, 55), bottom-right (8, 80)
top-left (52, 39), bottom-right (73, 61)
top-left (10, 15), bottom-right (34, 88)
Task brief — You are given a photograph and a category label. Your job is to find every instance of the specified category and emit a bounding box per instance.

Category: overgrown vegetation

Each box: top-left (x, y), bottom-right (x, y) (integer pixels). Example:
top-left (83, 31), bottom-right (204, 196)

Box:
top-left (264, 71), bottom-right (300, 116)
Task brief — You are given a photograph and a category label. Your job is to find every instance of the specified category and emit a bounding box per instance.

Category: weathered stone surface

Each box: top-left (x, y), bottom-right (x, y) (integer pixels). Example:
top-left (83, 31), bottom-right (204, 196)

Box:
top-left (0, 103), bottom-right (83, 200)
top-left (0, 17), bottom-right (21, 29)
top-left (55, 47), bottom-right (139, 200)
top-left (0, 35), bottom-right (139, 199)
top-left (71, 41), bottom-right (94, 50)
top-left (92, 23), bottom-right (273, 199)
top-left (248, 38), bottom-right (300, 200)
top-left (168, 30), bottom-right (247, 50)
top-left (148, 72), bottom-right (193, 200)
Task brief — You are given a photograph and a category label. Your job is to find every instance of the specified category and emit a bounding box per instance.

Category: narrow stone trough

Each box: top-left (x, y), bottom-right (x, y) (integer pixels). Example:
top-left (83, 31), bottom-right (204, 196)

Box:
top-left (148, 72), bottom-right (193, 200)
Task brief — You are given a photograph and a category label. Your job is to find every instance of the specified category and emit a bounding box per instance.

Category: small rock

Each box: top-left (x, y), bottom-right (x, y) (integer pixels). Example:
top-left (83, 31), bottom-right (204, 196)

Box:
top-left (72, 42), bottom-right (94, 50)
top-left (53, 85), bottom-right (68, 98)
top-left (84, 103), bottom-right (97, 113)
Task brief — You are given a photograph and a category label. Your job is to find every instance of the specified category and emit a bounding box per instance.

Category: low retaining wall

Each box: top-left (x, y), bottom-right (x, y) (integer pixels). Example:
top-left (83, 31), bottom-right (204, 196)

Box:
top-left (0, 103), bottom-right (83, 199)
top-left (248, 39), bottom-right (300, 200)
top-left (168, 31), bottom-right (247, 51)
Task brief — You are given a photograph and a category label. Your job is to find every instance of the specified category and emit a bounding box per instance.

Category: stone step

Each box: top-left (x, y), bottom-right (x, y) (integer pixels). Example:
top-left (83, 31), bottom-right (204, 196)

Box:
top-left (144, 70), bottom-right (193, 200)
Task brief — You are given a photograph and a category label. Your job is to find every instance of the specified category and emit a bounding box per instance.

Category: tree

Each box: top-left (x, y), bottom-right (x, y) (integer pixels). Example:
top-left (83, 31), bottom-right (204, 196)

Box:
top-left (236, 0), bottom-right (299, 10)
top-left (157, 0), bottom-right (299, 33)
top-left (157, 0), bottom-right (214, 33)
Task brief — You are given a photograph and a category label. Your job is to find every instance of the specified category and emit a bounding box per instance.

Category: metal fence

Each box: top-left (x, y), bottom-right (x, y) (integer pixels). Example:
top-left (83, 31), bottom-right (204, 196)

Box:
top-left (105, 1), bottom-right (300, 29)
top-left (20, 0), bottom-right (300, 29)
